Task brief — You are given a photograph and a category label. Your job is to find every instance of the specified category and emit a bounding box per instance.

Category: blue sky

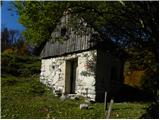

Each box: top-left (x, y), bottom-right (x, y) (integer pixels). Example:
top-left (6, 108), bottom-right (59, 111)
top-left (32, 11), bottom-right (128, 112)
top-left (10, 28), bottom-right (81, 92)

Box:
top-left (1, 1), bottom-right (25, 31)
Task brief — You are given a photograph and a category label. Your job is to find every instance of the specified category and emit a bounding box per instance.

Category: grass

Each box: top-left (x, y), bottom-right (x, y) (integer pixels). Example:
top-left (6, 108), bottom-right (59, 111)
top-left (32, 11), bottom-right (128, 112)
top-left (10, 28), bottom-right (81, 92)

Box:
top-left (1, 74), bottom-right (150, 119)
top-left (110, 102), bottom-right (149, 119)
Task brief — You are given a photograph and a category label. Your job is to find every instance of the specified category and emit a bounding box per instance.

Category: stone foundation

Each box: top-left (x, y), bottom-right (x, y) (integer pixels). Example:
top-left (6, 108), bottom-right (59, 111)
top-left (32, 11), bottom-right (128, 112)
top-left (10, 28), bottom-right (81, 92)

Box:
top-left (40, 50), bottom-right (97, 100)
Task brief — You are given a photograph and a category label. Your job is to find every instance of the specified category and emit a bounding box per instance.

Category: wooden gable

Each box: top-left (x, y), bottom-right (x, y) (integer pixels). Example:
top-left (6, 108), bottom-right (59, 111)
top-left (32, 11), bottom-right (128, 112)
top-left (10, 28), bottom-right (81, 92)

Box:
top-left (40, 13), bottom-right (101, 58)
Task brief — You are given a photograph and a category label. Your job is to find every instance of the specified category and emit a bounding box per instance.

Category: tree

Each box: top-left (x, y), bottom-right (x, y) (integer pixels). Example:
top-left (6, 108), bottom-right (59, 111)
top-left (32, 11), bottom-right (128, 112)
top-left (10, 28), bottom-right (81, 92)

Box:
top-left (13, 1), bottom-right (158, 55)
top-left (13, 37), bottom-right (30, 55)
top-left (12, 1), bottom-right (69, 50)
top-left (1, 27), bottom-right (10, 51)
top-left (1, 26), bottom-right (29, 55)
top-left (9, 29), bottom-right (20, 45)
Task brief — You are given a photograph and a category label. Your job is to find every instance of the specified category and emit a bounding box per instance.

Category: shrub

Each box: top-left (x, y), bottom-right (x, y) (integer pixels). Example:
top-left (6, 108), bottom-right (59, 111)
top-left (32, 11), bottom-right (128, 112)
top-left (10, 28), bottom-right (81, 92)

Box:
top-left (30, 82), bottom-right (45, 96)
top-left (2, 48), bottom-right (15, 55)
top-left (1, 54), bottom-right (41, 76)
top-left (1, 76), bottom-right (18, 86)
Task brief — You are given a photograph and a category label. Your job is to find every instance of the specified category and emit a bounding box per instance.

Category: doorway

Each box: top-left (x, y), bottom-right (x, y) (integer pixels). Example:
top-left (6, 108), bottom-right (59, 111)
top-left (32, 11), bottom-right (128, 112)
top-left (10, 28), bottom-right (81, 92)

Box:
top-left (65, 58), bottom-right (78, 94)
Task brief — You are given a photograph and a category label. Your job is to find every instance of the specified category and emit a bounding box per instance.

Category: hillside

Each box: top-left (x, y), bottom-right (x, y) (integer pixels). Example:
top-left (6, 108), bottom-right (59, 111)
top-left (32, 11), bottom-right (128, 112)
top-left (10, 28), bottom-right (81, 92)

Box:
top-left (1, 54), bottom-right (150, 119)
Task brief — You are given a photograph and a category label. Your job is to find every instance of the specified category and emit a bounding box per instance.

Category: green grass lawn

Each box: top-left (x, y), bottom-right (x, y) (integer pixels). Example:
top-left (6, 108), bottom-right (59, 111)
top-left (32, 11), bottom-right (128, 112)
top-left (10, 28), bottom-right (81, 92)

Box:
top-left (1, 74), bottom-right (150, 119)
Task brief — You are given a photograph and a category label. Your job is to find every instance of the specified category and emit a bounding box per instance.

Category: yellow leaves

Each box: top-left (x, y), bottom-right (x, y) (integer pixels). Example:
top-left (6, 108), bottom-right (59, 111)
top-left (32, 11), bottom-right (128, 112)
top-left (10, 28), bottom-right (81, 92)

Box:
top-left (18, 43), bottom-right (28, 55)
top-left (3, 48), bottom-right (15, 55)
top-left (3, 41), bottom-right (29, 56)
top-left (124, 70), bottom-right (144, 88)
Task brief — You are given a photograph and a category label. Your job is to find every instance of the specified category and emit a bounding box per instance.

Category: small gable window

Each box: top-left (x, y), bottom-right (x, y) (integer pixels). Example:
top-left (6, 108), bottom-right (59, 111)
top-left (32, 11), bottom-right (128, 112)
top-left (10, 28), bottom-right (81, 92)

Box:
top-left (61, 27), bottom-right (67, 36)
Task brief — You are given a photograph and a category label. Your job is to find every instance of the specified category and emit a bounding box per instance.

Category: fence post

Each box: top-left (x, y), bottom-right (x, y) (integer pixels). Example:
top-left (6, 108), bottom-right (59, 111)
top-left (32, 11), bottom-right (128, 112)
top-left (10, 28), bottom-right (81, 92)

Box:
top-left (106, 98), bottom-right (114, 119)
top-left (104, 91), bottom-right (107, 118)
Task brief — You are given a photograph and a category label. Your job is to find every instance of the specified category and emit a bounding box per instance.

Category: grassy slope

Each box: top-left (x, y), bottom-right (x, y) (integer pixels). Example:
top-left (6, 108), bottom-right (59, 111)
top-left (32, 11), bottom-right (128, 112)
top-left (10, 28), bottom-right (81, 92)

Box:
top-left (1, 75), bottom-right (149, 119)
top-left (1, 54), bottom-right (150, 119)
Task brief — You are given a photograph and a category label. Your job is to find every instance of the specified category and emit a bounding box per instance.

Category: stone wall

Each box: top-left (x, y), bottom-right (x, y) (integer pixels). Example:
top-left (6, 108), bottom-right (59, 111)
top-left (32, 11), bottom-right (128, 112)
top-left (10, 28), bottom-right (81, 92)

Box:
top-left (40, 50), bottom-right (97, 100)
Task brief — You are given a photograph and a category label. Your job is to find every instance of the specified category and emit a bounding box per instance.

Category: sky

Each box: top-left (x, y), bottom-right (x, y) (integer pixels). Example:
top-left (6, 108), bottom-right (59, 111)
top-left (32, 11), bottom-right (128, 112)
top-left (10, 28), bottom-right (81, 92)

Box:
top-left (1, 1), bottom-right (25, 32)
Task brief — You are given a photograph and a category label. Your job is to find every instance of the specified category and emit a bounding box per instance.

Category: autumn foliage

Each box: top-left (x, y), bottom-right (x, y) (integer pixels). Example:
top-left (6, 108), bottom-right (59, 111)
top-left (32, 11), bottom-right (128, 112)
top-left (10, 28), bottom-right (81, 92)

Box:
top-left (124, 70), bottom-right (144, 88)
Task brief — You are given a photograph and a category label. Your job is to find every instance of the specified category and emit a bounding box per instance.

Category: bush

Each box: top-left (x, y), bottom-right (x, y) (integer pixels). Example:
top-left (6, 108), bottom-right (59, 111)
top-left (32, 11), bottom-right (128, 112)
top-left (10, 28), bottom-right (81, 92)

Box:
top-left (2, 48), bottom-right (15, 55)
top-left (18, 69), bottom-right (31, 77)
top-left (30, 82), bottom-right (45, 96)
top-left (1, 53), bottom-right (41, 76)
top-left (1, 76), bottom-right (18, 86)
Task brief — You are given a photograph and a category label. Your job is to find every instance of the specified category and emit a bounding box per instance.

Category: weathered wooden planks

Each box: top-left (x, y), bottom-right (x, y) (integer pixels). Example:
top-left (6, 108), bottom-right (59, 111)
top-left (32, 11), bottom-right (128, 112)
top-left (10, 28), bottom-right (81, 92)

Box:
top-left (40, 14), bottom-right (100, 58)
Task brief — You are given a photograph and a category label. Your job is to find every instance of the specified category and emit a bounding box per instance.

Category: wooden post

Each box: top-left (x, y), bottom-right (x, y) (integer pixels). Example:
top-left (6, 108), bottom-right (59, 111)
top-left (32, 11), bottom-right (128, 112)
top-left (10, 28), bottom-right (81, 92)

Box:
top-left (106, 99), bottom-right (114, 119)
top-left (104, 91), bottom-right (107, 110)
top-left (104, 91), bottom-right (107, 118)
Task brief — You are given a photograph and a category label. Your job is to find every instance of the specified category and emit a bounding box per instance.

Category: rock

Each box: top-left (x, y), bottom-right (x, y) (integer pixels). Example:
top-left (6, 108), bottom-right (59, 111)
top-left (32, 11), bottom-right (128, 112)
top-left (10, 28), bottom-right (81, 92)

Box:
top-left (85, 99), bottom-right (95, 104)
top-left (75, 96), bottom-right (80, 100)
top-left (67, 94), bottom-right (77, 100)
top-left (70, 96), bottom-right (76, 100)
top-left (80, 103), bottom-right (89, 110)
top-left (70, 95), bottom-right (80, 100)
top-left (60, 94), bottom-right (68, 101)
top-left (84, 99), bottom-right (90, 103)
top-left (89, 100), bottom-right (95, 104)
top-left (55, 90), bottom-right (62, 97)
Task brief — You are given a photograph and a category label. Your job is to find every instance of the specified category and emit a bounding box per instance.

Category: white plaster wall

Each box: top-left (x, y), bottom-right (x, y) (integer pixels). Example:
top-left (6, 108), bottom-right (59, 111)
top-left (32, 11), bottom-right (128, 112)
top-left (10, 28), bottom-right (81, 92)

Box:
top-left (40, 50), bottom-right (97, 100)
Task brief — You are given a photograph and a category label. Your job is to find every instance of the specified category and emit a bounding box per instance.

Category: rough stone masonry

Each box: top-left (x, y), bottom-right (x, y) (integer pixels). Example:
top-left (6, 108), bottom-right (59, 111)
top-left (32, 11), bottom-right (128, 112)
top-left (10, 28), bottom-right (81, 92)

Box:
top-left (40, 50), bottom-right (97, 101)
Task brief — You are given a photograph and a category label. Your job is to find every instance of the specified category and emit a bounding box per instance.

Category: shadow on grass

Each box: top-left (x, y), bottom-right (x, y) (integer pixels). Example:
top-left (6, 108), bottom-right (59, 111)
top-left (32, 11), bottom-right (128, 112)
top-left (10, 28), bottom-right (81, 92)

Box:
top-left (96, 84), bottom-right (154, 103)
top-left (96, 84), bottom-right (158, 119)
top-left (112, 84), bottom-right (154, 102)
top-left (140, 100), bottom-right (159, 119)
top-left (112, 107), bottom-right (132, 110)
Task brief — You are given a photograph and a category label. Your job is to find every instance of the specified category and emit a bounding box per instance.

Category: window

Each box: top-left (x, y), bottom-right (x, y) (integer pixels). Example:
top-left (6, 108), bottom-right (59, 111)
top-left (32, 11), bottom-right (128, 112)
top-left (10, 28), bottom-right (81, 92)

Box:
top-left (61, 27), bottom-right (67, 36)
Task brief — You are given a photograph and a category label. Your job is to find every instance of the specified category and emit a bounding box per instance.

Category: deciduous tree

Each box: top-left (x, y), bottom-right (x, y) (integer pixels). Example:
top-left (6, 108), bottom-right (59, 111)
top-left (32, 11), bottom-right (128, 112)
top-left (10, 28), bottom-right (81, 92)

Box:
top-left (1, 27), bottom-right (10, 51)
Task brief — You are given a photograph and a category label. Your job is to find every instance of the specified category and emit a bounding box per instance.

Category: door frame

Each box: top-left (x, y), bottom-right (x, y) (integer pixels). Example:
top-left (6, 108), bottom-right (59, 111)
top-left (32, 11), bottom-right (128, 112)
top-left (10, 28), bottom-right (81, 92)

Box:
top-left (64, 58), bottom-right (78, 94)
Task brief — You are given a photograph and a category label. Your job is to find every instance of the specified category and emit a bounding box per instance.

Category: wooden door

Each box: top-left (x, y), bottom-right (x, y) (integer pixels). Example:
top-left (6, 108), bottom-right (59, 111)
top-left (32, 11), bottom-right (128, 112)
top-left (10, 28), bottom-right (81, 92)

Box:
top-left (65, 58), bottom-right (78, 94)
top-left (70, 59), bottom-right (78, 94)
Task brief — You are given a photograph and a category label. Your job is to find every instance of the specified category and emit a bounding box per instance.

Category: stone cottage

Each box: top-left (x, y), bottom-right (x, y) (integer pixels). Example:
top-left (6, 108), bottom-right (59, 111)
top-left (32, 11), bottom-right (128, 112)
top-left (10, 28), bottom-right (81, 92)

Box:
top-left (40, 11), bottom-right (124, 102)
